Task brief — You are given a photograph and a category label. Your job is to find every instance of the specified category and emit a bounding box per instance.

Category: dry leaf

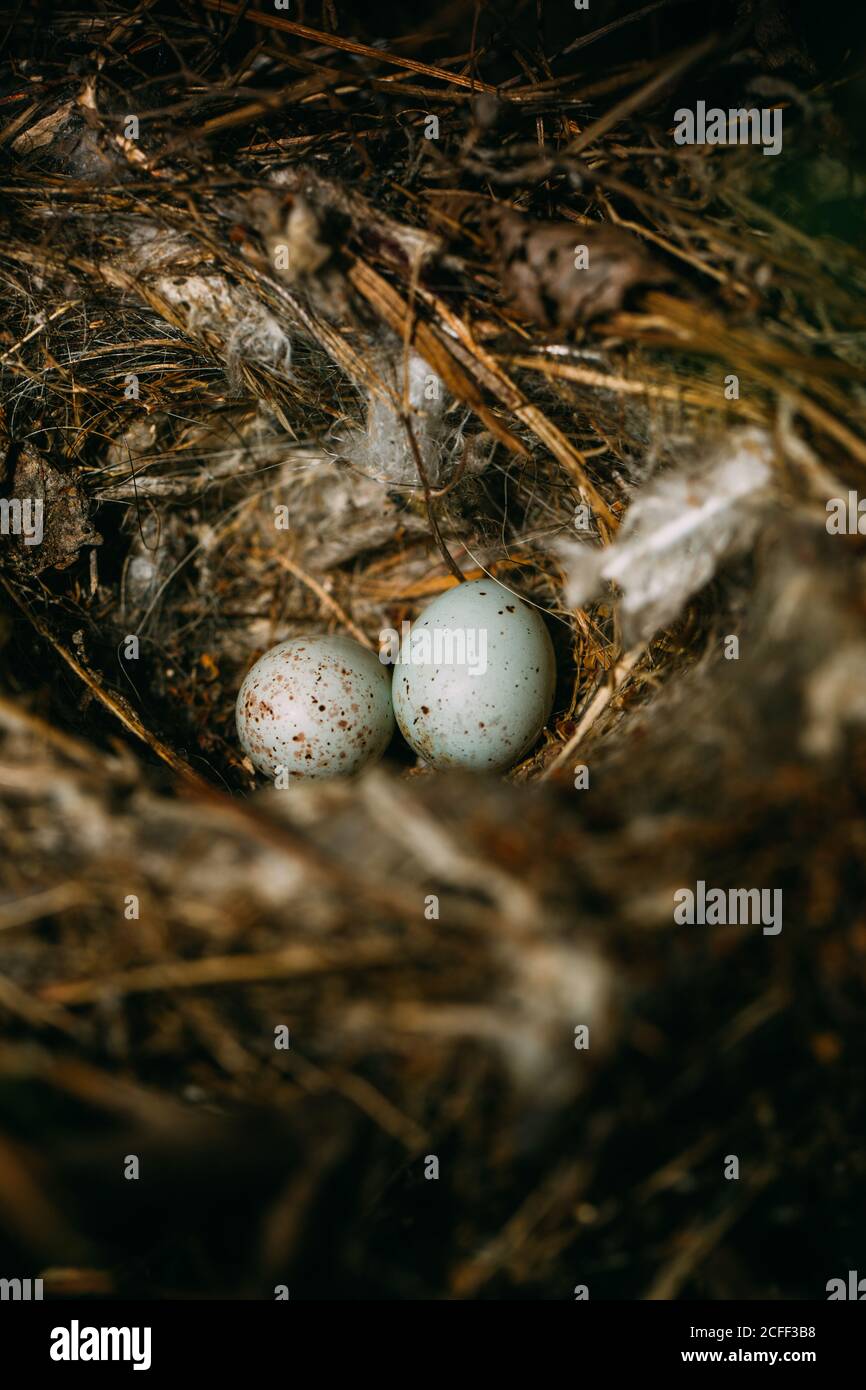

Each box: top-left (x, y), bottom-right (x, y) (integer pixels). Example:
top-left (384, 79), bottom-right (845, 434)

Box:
top-left (490, 208), bottom-right (669, 329)
top-left (1, 441), bottom-right (101, 575)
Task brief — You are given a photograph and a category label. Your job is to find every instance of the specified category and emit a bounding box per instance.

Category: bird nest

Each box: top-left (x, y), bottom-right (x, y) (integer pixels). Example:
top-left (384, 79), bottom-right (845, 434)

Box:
top-left (1, 0), bottom-right (865, 1300)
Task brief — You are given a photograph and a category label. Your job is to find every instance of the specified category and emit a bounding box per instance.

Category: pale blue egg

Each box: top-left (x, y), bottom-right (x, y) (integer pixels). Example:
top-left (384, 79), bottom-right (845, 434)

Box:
top-left (391, 579), bottom-right (556, 772)
top-left (237, 635), bottom-right (394, 779)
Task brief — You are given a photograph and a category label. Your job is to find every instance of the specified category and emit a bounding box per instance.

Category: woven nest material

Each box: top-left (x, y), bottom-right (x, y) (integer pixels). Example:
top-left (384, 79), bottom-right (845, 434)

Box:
top-left (1, 0), bottom-right (865, 1300)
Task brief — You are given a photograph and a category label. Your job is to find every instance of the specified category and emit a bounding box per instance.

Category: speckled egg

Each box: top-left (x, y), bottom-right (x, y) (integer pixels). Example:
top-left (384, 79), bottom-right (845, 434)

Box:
top-left (391, 579), bottom-right (556, 772)
top-left (236, 635), bottom-right (394, 779)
